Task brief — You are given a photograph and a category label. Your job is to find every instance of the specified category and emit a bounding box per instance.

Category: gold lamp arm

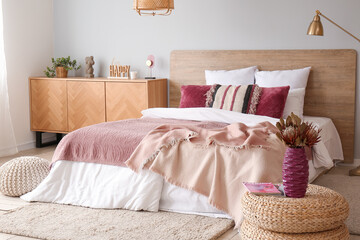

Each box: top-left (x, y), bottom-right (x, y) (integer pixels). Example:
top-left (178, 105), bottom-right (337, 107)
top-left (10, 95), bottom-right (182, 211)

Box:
top-left (317, 10), bottom-right (360, 43)
top-left (309, 11), bottom-right (360, 175)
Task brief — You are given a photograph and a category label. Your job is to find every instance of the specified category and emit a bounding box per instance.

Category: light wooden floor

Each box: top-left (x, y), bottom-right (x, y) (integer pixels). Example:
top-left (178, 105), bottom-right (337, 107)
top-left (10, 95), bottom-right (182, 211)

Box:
top-left (0, 146), bottom-right (240, 240)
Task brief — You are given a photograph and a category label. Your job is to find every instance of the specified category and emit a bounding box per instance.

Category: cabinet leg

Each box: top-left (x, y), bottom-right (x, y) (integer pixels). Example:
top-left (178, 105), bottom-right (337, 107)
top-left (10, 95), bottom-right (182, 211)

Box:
top-left (56, 133), bottom-right (63, 143)
top-left (36, 132), bottom-right (43, 148)
top-left (35, 132), bottom-right (62, 148)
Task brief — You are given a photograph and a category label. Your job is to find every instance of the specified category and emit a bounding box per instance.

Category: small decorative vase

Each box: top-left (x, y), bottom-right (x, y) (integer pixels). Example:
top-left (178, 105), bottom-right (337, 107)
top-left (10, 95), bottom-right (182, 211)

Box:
top-left (56, 67), bottom-right (68, 78)
top-left (282, 147), bottom-right (308, 198)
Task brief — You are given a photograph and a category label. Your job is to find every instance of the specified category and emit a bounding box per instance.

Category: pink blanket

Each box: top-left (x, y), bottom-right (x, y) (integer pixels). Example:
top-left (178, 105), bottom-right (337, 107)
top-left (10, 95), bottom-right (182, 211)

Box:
top-left (126, 121), bottom-right (286, 227)
top-left (52, 118), bottom-right (227, 167)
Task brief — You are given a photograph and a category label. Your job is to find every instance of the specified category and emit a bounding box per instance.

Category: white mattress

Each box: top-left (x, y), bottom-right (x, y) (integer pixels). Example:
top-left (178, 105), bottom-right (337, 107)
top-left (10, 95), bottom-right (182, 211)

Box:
top-left (22, 108), bottom-right (341, 218)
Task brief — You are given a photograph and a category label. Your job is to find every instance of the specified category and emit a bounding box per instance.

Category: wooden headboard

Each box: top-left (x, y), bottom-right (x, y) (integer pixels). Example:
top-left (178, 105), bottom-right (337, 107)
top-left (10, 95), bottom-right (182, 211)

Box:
top-left (170, 49), bottom-right (356, 163)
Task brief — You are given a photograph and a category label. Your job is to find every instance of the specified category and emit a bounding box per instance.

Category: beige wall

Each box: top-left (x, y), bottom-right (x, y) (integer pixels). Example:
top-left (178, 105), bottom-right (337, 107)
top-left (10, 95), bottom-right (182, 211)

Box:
top-left (3, 0), bottom-right (54, 150)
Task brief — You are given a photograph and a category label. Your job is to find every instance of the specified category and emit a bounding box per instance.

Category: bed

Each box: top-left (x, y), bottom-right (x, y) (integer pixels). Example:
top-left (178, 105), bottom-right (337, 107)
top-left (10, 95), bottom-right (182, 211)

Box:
top-left (22, 49), bottom-right (356, 228)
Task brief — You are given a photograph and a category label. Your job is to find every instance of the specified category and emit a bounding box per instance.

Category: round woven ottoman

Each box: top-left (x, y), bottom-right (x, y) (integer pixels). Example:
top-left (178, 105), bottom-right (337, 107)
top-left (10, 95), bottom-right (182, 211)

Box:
top-left (0, 156), bottom-right (49, 197)
top-left (241, 184), bottom-right (349, 234)
top-left (241, 220), bottom-right (349, 240)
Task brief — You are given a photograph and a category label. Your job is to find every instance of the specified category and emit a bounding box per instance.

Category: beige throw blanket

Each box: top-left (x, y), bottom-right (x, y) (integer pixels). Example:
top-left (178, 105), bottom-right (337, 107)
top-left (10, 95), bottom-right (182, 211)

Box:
top-left (126, 122), bottom-right (286, 227)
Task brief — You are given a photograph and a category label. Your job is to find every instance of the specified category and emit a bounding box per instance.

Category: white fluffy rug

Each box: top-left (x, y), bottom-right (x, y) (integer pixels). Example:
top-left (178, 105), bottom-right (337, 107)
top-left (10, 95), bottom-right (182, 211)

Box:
top-left (0, 203), bottom-right (234, 240)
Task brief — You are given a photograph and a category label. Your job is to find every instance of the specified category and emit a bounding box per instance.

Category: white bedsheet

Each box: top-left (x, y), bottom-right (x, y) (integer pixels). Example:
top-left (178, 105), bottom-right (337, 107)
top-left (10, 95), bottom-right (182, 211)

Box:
top-left (22, 161), bottom-right (163, 212)
top-left (142, 107), bottom-right (280, 126)
top-left (22, 108), bottom-right (341, 218)
top-left (160, 181), bottom-right (230, 218)
top-left (22, 160), bottom-right (230, 218)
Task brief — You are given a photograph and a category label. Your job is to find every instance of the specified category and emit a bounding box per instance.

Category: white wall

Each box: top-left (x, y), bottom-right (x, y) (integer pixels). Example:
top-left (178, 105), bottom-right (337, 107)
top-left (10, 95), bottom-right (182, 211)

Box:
top-left (3, 0), bottom-right (54, 150)
top-left (5, 1), bottom-right (357, 158)
top-left (2, 0), bottom-right (353, 159)
top-left (53, 0), bottom-right (360, 160)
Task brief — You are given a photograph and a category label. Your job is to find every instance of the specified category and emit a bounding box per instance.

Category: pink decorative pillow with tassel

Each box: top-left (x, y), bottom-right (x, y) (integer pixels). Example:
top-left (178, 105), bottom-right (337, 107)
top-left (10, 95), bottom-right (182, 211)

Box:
top-left (179, 85), bottom-right (212, 108)
top-left (255, 86), bottom-right (290, 118)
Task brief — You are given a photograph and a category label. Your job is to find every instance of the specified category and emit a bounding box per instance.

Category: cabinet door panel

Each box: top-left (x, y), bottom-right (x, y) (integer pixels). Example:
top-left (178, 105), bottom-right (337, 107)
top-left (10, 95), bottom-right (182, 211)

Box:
top-left (68, 81), bottom-right (105, 131)
top-left (147, 79), bottom-right (168, 108)
top-left (30, 80), bottom-right (67, 132)
top-left (106, 82), bottom-right (147, 121)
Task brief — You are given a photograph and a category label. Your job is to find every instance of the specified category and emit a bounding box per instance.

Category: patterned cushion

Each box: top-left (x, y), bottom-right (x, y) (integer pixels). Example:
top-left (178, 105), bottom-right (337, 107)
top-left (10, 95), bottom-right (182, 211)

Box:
top-left (0, 156), bottom-right (49, 197)
top-left (206, 84), bottom-right (262, 114)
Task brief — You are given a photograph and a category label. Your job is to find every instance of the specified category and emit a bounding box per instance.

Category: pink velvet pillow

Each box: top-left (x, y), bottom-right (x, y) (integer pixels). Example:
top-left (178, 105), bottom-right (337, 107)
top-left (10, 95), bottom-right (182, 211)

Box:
top-left (255, 86), bottom-right (290, 118)
top-left (179, 85), bottom-right (212, 108)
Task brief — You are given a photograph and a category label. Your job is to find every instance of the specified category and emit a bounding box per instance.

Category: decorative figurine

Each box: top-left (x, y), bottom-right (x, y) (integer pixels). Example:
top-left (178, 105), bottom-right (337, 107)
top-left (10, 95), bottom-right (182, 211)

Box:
top-left (85, 56), bottom-right (95, 78)
top-left (109, 65), bottom-right (130, 79)
top-left (145, 55), bottom-right (156, 79)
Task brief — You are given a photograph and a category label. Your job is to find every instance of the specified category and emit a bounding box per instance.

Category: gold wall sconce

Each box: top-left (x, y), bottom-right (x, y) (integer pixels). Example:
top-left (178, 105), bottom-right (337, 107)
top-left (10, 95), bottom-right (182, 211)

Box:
top-left (133, 0), bottom-right (174, 16)
top-left (307, 10), bottom-right (360, 176)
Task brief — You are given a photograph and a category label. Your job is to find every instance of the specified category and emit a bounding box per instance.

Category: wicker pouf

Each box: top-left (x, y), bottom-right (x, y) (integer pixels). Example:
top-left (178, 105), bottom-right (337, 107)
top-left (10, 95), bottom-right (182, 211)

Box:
top-left (241, 184), bottom-right (349, 234)
top-left (0, 156), bottom-right (49, 197)
top-left (241, 220), bottom-right (349, 240)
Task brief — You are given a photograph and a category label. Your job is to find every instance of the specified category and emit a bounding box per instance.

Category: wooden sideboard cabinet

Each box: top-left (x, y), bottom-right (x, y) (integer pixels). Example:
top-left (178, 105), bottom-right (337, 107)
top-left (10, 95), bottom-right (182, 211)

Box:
top-left (29, 77), bottom-right (168, 147)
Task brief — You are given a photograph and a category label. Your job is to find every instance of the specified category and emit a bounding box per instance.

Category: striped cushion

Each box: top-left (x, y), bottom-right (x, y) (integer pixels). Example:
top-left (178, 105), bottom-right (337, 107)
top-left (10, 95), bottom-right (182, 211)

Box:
top-left (206, 84), bottom-right (262, 114)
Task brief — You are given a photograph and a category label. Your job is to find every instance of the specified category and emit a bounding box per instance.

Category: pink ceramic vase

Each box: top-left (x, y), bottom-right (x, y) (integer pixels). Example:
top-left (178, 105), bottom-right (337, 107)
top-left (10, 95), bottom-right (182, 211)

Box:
top-left (282, 147), bottom-right (308, 198)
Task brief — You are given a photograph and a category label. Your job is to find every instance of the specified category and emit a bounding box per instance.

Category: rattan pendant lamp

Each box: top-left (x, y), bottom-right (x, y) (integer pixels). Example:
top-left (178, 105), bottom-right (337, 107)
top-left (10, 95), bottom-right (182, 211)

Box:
top-left (134, 0), bottom-right (174, 16)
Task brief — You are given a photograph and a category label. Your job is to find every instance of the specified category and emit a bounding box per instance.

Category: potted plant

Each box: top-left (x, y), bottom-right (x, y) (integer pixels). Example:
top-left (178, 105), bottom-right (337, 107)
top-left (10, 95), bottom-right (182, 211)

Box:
top-left (44, 56), bottom-right (81, 78)
top-left (276, 113), bottom-right (321, 198)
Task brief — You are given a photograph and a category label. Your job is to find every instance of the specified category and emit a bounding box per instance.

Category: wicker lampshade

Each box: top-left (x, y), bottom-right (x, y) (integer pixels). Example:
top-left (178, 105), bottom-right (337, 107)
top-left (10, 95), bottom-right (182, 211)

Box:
top-left (134, 0), bottom-right (174, 16)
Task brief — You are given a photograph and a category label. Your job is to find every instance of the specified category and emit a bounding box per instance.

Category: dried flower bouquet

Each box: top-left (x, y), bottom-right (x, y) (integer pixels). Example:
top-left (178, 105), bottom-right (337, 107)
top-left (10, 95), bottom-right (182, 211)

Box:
top-left (276, 113), bottom-right (321, 148)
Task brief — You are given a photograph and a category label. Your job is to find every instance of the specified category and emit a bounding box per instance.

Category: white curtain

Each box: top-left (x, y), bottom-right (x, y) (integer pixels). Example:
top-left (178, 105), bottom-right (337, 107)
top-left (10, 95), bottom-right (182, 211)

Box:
top-left (0, 1), bottom-right (17, 157)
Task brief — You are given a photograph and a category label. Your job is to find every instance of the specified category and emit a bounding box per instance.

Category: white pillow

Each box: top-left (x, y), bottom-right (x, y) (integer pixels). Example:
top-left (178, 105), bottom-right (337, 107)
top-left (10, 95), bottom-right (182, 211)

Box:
top-left (205, 66), bottom-right (257, 85)
top-left (282, 88), bottom-right (306, 119)
top-left (255, 67), bottom-right (311, 90)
